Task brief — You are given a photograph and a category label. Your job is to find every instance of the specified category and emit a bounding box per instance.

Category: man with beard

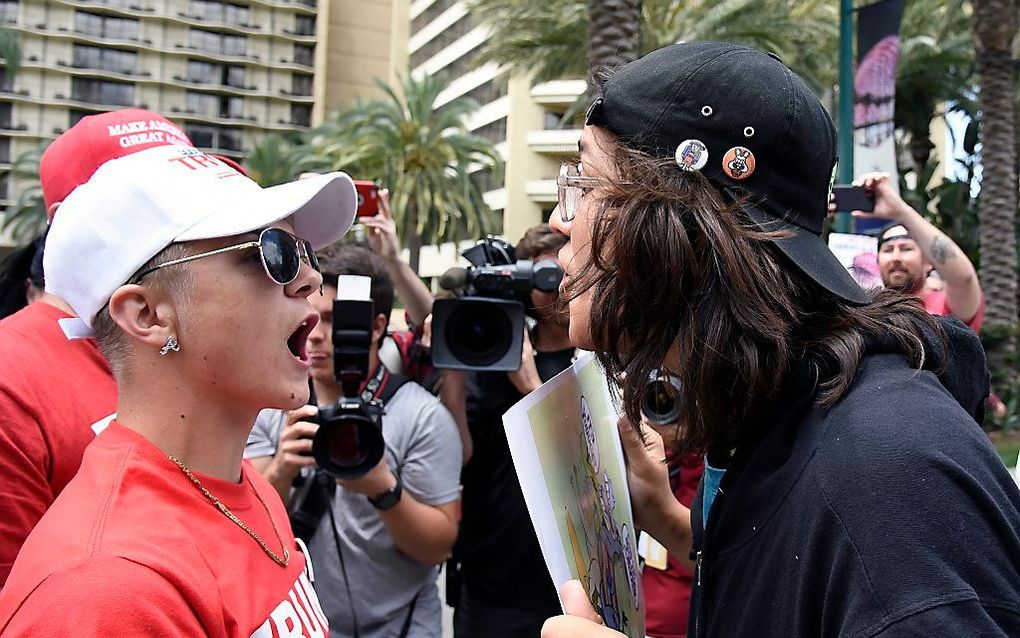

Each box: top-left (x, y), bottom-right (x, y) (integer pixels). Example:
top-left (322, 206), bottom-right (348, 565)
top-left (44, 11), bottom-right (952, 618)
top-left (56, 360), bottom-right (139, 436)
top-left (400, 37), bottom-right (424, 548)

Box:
top-left (866, 173), bottom-right (984, 331)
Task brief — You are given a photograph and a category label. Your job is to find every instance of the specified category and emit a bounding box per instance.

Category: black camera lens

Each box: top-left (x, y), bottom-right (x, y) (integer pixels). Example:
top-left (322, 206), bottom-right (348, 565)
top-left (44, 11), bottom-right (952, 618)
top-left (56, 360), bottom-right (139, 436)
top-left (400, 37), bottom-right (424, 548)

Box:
top-left (642, 372), bottom-right (683, 426)
top-left (325, 423), bottom-right (371, 468)
top-left (313, 410), bottom-right (385, 479)
top-left (445, 300), bottom-right (514, 368)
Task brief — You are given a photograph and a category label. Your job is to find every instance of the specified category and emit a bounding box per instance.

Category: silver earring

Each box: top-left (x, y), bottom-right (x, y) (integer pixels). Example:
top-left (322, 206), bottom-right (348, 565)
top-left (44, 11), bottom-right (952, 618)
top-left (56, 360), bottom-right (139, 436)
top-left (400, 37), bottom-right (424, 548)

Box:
top-left (160, 336), bottom-right (181, 356)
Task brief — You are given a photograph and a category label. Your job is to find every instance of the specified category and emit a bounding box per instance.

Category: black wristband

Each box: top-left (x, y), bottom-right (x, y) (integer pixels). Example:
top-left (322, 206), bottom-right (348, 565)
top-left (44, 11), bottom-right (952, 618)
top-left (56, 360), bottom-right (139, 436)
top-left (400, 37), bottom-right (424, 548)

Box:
top-left (368, 477), bottom-right (403, 510)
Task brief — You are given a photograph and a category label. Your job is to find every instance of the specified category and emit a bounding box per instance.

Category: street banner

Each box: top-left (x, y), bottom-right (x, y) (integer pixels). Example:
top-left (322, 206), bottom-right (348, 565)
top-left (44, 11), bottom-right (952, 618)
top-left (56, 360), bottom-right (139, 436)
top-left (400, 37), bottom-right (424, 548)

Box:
top-left (854, 0), bottom-right (905, 230)
top-left (504, 353), bottom-right (644, 638)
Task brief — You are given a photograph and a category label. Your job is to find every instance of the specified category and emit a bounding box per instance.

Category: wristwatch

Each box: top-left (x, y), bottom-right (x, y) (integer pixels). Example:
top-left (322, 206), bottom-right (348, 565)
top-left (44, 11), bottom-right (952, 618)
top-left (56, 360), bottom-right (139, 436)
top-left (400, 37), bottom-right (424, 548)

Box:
top-left (368, 476), bottom-right (403, 511)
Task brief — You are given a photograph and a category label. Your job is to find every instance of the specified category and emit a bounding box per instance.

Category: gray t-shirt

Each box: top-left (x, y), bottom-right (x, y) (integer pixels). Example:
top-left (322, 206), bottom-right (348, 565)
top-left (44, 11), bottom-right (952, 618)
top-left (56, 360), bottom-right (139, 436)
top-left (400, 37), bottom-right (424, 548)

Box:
top-left (246, 381), bottom-right (462, 638)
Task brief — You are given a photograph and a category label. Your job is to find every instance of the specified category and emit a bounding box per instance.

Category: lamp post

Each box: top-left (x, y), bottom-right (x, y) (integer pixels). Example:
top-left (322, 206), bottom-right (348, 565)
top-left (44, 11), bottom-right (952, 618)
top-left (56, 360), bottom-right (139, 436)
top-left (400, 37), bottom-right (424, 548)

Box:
top-left (836, 0), bottom-right (855, 233)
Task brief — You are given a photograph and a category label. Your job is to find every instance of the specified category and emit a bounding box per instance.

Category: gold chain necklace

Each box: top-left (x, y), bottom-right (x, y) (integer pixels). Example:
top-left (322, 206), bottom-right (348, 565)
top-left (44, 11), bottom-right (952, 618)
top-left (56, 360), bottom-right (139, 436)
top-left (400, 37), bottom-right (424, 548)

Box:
top-left (167, 454), bottom-right (290, 567)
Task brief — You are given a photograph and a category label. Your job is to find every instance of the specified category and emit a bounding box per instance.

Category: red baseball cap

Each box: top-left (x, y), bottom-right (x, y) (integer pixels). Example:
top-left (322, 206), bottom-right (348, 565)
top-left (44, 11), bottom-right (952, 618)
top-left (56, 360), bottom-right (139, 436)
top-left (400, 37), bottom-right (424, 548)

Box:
top-left (40, 108), bottom-right (192, 216)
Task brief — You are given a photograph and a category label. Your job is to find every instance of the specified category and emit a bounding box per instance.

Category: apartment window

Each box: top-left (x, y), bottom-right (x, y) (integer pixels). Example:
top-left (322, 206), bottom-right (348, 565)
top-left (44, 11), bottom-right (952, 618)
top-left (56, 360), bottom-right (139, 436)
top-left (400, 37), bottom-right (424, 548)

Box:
top-left (0, 102), bottom-right (10, 128)
top-left (294, 44), bottom-right (314, 66)
top-left (410, 0), bottom-right (454, 34)
top-left (185, 124), bottom-right (243, 151)
top-left (462, 76), bottom-right (508, 107)
top-left (0, 69), bottom-right (9, 91)
top-left (291, 74), bottom-right (312, 96)
top-left (470, 167), bottom-right (500, 193)
top-left (221, 95), bottom-right (244, 119)
top-left (190, 0), bottom-right (248, 25)
top-left (71, 78), bottom-right (134, 106)
top-left (291, 104), bottom-right (310, 127)
top-left (223, 34), bottom-right (246, 56)
top-left (187, 59), bottom-right (218, 83)
top-left (74, 11), bottom-right (139, 39)
top-left (185, 124), bottom-right (214, 147)
top-left (73, 45), bottom-right (137, 75)
top-left (185, 91), bottom-right (217, 116)
top-left (224, 65), bottom-right (245, 88)
top-left (409, 13), bottom-right (475, 70)
top-left (219, 127), bottom-right (242, 150)
top-left (294, 14), bottom-right (314, 36)
top-left (189, 28), bottom-right (246, 57)
top-left (0, 137), bottom-right (9, 163)
top-left (428, 42), bottom-right (484, 78)
top-left (0, 173), bottom-right (8, 201)
top-left (472, 117), bottom-right (506, 143)
top-left (69, 109), bottom-right (99, 127)
top-left (0, 0), bottom-right (18, 24)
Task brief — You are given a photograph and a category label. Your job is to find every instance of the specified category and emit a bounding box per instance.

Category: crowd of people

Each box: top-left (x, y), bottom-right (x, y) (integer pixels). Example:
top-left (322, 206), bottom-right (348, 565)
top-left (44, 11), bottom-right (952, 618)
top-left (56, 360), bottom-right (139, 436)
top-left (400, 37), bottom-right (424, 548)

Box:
top-left (0, 40), bottom-right (1018, 638)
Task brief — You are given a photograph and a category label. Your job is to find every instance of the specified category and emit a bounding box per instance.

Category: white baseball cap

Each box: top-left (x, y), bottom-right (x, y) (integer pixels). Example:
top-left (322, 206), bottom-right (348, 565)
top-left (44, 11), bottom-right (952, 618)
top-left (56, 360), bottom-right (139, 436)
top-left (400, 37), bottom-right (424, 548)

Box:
top-left (42, 110), bottom-right (356, 337)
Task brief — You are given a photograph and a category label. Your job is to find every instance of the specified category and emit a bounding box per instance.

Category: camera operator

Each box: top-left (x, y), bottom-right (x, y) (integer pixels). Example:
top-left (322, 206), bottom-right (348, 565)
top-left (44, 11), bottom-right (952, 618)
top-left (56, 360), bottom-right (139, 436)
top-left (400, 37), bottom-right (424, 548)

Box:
top-left (451, 223), bottom-right (575, 638)
top-left (356, 189), bottom-right (473, 462)
top-left (246, 244), bottom-right (462, 638)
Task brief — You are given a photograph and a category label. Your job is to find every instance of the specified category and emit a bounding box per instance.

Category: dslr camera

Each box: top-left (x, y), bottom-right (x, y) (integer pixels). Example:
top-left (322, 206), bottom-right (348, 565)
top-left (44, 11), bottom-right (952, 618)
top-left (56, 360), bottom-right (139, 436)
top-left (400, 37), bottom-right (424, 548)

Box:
top-left (309, 275), bottom-right (386, 480)
top-left (431, 236), bottom-right (563, 371)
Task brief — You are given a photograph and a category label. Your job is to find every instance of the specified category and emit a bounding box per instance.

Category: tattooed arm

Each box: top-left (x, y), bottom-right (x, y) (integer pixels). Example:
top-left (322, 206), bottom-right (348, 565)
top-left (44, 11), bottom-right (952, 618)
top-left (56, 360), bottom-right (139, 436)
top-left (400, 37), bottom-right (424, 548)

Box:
top-left (859, 173), bottom-right (982, 323)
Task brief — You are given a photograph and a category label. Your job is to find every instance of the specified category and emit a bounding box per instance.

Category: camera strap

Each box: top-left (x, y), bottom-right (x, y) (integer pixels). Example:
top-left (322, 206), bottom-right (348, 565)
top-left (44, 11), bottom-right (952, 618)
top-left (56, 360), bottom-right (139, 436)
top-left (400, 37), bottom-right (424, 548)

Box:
top-left (317, 364), bottom-right (414, 638)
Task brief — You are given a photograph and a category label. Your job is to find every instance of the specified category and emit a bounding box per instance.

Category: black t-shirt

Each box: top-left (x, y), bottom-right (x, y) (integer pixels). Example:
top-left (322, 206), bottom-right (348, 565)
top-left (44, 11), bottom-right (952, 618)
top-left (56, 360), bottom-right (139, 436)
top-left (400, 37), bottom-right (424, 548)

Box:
top-left (457, 347), bottom-right (575, 610)
top-left (688, 322), bottom-right (1020, 636)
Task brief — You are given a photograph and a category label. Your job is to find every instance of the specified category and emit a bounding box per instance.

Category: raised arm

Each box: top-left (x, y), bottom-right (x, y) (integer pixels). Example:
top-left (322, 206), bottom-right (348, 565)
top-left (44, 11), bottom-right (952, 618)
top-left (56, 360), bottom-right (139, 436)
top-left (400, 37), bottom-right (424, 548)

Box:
top-left (859, 173), bottom-right (982, 322)
top-left (359, 190), bottom-right (434, 326)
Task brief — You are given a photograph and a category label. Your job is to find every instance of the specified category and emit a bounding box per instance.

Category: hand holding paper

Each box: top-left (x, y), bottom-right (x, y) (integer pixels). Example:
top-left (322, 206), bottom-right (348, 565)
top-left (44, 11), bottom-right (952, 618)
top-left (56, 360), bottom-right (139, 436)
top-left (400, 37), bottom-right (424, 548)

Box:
top-left (541, 580), bottom-right (625, 638)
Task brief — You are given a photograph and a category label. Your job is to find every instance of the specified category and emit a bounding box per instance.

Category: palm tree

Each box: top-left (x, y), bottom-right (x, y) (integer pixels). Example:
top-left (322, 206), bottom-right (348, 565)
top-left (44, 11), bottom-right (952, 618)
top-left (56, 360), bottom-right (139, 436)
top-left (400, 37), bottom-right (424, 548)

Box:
top-left (970, 0), bottom-right (1018, 369)
top-left (244, 134), bottom-right (327, 187)
top-left (588, 0), bottom-right (642, 75)
top-left (0, 26), bottom-right (21, 84)
top-left (469, 0), bottom-right (838, 91)
top-left (0, 146), bottom-right (44, 243)
top-left (307, 74), bottom-right (501, 273)
top-left (895, 0), bottom-right (974, 185)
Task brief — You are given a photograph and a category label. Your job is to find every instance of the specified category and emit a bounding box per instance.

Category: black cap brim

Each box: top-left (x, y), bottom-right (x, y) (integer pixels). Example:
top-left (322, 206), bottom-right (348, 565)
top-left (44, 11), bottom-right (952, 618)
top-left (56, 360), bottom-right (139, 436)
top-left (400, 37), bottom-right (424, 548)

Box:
top-left (740, 201), bottom-right (872, 305)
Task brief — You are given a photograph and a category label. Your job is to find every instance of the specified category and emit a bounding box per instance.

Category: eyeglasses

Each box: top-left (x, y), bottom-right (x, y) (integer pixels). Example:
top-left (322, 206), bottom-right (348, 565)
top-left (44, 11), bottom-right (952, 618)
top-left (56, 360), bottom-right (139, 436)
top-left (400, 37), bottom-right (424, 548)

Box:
top-left (556, 162), bottom-right (631, 223)
top-left (131, 227), bottom-right (319, 286)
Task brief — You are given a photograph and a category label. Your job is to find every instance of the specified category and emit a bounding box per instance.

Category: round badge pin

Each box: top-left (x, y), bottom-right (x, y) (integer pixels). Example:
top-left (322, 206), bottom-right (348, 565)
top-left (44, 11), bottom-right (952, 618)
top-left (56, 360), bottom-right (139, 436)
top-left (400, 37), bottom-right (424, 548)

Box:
top-left (722, 146), bottom-right (756, 180)
top-left (675, 139), bottom-right (709, 172)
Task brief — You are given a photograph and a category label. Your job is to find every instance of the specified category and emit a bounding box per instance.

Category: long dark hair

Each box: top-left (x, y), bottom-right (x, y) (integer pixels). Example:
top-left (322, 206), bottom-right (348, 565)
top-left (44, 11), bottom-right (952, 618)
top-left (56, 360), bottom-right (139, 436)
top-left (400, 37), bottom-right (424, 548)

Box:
top-left (567, 137), bottom-right (941, 455)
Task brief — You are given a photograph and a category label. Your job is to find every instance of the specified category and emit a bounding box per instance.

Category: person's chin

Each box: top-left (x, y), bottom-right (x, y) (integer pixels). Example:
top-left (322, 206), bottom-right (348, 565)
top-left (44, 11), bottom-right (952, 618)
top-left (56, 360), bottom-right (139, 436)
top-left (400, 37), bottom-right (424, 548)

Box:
top-left (568, 323), bottom-right (594, 351)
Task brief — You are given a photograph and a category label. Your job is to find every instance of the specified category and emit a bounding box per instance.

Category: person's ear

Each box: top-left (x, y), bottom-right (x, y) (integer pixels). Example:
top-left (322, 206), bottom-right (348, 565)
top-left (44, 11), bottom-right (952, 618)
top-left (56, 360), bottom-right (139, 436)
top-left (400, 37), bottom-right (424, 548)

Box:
top-left (107, 284), bottom-right (180, 352)
top-left (372, 313), bottom-right (388, 344)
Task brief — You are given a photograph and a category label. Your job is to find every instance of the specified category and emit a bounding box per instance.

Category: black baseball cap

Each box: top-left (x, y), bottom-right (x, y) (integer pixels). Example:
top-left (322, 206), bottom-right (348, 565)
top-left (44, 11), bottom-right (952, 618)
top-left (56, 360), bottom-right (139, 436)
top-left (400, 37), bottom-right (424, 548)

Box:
top-left (585, 41), bottom-right (871, 304)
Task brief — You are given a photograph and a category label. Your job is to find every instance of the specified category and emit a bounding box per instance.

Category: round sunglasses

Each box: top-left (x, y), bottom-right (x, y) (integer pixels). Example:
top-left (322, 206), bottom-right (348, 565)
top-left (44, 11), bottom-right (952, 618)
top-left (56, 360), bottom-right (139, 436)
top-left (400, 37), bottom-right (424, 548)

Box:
top-left (131, 227), bottom-right (319, 285)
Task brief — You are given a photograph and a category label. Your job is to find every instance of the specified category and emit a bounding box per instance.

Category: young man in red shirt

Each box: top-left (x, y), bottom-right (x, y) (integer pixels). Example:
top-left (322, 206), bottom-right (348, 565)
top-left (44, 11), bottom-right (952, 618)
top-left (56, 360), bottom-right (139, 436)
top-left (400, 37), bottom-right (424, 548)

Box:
top-left (0, 109), bottom-right (358, 637)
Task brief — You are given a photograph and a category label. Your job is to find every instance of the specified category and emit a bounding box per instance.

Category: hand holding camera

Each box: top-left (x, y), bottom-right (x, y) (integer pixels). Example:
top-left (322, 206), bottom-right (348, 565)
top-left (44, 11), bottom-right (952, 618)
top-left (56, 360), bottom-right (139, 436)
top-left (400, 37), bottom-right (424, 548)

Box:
top-left (507, 328), bottom-right (542, 395)
top-left (267, 405), bottom-right (319, 485)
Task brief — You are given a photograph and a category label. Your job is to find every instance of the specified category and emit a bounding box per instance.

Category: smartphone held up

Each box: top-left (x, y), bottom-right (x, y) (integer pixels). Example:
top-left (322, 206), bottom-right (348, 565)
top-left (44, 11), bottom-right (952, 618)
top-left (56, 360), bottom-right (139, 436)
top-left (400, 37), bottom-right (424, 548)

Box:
top-left (831, 184), bottom-right (875, 213)
top-left (354, 180), bottom-right (380, 217)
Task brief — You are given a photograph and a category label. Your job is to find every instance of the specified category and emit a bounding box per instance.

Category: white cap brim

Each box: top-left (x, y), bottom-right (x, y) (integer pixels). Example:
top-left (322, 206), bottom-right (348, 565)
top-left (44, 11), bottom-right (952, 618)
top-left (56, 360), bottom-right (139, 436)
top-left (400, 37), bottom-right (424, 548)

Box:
top-left (175, 172), bottom-right (356, 250)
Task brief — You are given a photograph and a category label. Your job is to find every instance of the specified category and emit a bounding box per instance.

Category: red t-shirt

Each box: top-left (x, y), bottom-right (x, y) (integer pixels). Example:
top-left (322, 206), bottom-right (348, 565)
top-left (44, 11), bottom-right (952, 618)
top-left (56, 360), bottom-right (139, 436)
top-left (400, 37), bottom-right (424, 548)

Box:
top-left (0, 301), bottom-right (117, 584)
top-left (642, 454), bottom-right (704, 638)
top-left (0, 422), bottom-right (328, 638)
top-left (922, 289), bottom-right (985, 332)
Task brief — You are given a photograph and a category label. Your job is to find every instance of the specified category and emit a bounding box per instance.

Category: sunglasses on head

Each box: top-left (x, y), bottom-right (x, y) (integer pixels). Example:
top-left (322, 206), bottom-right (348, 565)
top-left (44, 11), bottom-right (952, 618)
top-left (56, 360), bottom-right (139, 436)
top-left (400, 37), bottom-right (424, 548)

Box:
top-left (131, 227), bottom-right (320, 285)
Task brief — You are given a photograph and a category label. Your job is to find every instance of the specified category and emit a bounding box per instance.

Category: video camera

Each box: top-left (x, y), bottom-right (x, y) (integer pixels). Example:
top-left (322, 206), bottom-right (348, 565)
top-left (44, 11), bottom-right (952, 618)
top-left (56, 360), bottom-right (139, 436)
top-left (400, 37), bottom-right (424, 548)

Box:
top-left (309, 275), bottom-right (386, 480)
top-left (431, 236), bottom-right (563, 371)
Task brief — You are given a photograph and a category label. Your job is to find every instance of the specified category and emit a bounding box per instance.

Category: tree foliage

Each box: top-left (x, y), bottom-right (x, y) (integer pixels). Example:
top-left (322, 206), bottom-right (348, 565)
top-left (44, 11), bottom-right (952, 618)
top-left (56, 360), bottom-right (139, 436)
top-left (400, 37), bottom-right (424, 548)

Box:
top-left (0, 147), bottom-right (44, 244)
top-left (304, 74), bottom-right (501, 272)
